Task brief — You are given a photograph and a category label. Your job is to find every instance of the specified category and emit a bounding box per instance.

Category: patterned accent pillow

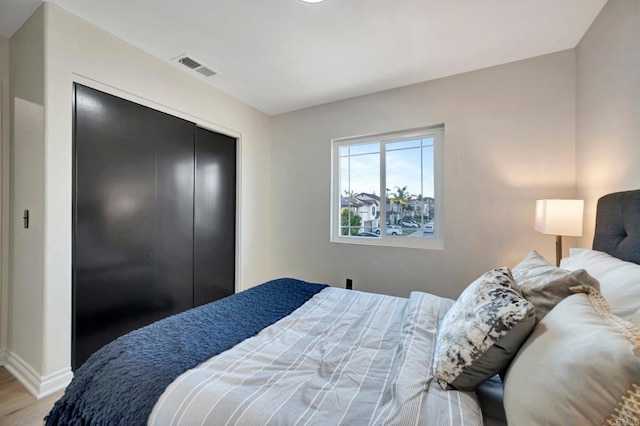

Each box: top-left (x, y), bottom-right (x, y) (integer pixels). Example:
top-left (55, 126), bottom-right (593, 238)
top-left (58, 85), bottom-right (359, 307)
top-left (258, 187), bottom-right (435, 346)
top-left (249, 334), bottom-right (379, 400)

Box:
top-left (433, 267), bottom-right (536, 391)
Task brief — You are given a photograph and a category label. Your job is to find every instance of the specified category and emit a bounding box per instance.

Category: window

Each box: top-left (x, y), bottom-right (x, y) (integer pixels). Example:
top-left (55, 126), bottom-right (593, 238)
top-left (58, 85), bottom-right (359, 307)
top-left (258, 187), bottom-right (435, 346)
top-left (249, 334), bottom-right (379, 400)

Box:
top-left (331, 126), bottom-right (443, 249)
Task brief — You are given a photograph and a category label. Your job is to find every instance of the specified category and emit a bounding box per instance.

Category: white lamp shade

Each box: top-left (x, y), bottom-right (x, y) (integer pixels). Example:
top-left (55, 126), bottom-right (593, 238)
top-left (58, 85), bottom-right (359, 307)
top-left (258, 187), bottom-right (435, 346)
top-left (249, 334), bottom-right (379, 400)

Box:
top-left (535, 199), bottom-right (584, 237)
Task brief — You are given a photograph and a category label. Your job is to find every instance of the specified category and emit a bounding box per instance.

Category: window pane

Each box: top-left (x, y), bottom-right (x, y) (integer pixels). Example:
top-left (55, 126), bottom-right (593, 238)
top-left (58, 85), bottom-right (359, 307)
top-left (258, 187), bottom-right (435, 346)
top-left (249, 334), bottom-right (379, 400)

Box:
top-left (421, 143), bottom-right (435, 238)
top-left (385, 138), bottom-right (434, 238)
top-left (339, 142), bottom-right (380, 236)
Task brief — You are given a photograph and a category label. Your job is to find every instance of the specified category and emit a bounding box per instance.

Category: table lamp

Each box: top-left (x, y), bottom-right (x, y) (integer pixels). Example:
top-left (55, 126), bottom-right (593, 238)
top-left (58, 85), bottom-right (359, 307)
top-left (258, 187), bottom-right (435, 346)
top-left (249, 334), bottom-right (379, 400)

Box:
top-left (534, 199), bottom-right (584, 266)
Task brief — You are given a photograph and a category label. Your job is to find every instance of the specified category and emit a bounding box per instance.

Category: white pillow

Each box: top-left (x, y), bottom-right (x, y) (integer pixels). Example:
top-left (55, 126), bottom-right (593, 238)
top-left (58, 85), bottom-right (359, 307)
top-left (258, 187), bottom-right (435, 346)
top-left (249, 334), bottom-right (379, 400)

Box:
top-left (503, 286), bottom-right (640, 425)
top-left (560, 249), bottom-right (640, 320)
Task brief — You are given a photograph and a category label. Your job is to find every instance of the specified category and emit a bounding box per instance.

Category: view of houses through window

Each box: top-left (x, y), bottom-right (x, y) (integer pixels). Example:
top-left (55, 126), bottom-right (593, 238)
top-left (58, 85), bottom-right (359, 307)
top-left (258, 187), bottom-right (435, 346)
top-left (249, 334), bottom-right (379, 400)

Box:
top-left (336, 129), bottom-right (440, 242)
top-left (341, 191), bottom-right (435, 238)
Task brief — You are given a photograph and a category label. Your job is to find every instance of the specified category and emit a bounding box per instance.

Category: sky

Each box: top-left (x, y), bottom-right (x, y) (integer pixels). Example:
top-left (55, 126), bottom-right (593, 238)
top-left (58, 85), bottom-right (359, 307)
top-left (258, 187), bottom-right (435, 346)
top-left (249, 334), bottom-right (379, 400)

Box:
top-left (340, 138), bottom-right (435, 199)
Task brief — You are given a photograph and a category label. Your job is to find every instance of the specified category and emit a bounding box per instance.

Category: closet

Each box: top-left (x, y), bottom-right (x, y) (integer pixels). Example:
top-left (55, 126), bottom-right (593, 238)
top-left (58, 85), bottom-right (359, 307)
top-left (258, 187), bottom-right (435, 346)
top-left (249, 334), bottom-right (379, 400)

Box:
top-left (72, 84), bottom-right (236, 370)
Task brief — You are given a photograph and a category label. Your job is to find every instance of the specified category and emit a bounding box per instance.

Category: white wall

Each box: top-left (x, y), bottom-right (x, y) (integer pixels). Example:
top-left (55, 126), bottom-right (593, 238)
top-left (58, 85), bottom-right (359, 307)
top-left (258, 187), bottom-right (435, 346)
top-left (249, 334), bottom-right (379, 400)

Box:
top-left (7, 6), bottom-right (47, 394)
top-left (0, 34), bottom-right (9, 364)
top-left (576, 0), bottom-right (640, 246)
top-left (8, 2), bottom-right (274, 395)
top-left (272, 51), bottom-right (577, 300)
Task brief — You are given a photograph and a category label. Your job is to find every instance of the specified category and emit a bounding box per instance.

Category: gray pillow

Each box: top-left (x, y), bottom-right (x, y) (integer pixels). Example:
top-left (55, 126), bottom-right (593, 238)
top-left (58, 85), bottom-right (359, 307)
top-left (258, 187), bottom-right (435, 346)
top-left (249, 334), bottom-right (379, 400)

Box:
top-left (503, 286), bottom-right (640, 425)
top-left (433, 267), bottom-right (536, 391)
top-left (512, 250), bottom-right (600, 322)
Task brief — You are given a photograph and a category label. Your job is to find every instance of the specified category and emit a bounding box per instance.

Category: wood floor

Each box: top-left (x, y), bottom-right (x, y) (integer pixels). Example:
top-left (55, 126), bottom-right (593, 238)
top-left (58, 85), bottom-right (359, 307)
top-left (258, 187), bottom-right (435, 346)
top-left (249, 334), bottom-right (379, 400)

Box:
top-left (0, 367), bottom-right (64, 426)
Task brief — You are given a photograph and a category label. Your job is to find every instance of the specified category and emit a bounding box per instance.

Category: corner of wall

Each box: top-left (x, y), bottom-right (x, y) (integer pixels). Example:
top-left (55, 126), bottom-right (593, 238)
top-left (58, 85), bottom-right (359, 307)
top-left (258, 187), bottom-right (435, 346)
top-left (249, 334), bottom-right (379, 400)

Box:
top-left (0, 78), bottom-right (8, 368)
top-left (5, 350), bottom-right (71, 398)
top-left (574, 0), bottom-right (640, 248)
top-left (0, 31), bottom-right (11, 370)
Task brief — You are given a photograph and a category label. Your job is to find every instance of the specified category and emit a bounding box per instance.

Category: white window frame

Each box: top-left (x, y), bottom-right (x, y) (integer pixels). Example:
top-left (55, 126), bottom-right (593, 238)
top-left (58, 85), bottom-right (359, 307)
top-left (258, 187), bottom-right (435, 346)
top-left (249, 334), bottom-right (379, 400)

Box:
top-left (330, 125), bottom-right (444, 250)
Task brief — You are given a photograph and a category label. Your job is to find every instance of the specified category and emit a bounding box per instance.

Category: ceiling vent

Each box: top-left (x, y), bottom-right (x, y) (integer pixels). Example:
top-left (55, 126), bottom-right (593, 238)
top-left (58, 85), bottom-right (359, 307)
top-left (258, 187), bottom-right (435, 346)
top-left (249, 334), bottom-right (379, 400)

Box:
top-left (174, 54), bottom-right (218, 78)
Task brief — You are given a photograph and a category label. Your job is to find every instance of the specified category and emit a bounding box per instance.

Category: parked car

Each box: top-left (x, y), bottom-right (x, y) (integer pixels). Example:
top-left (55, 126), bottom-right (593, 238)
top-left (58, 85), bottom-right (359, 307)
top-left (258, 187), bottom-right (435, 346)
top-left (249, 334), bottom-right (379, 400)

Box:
top-left (374, 226), bottom-right (403, 236)
top-left (356, 231), bottom-right (380, 238)
top-left (423, 223), bottom-right (435, 233)
top-left (401, 219), bottom-right (420, 228)
top-left (387, 226), bottom-right (402, 235)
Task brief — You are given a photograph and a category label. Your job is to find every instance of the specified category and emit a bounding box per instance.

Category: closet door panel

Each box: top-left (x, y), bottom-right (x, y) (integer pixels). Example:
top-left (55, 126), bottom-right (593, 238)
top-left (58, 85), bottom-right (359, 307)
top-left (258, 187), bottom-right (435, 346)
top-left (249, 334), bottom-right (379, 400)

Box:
top-left (73, 84), bottom-right (195, 369)
top-left (194, 127), bottom-right (236, 306)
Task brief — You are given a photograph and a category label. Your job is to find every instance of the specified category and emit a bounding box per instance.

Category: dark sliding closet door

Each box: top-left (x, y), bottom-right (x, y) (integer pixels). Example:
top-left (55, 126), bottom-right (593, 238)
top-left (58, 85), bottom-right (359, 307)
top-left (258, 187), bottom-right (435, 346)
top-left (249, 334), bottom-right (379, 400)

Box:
top-left (194, 128), bottom-right (236, 306)
top-left (73, 84), bottom-right (195, 369)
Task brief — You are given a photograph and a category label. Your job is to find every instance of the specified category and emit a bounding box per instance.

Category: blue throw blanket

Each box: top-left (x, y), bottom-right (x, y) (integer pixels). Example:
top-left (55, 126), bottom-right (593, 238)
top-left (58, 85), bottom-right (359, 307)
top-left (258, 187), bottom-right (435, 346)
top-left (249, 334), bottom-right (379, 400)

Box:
top-left (46, 278), bottom-right (327, 426)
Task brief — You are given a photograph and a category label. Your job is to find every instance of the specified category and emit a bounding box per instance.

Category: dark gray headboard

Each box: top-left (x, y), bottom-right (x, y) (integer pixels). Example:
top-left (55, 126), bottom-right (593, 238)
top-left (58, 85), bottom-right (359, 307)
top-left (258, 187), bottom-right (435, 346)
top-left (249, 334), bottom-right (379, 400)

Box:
top-left (593, 190), bottom-right (640, 264)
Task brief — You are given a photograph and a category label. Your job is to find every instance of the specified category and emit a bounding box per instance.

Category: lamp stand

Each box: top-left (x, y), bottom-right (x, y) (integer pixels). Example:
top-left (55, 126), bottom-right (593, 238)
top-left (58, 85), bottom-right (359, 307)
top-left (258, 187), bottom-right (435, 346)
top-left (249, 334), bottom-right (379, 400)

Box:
top-left (555, 235), bottom-right (562, 267)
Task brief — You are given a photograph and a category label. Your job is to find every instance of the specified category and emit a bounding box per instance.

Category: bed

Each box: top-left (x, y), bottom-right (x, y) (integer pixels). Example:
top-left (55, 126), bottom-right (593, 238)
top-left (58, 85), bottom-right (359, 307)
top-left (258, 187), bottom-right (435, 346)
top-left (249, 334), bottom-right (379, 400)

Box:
top-left (46, 190), bottom-right (640, 425)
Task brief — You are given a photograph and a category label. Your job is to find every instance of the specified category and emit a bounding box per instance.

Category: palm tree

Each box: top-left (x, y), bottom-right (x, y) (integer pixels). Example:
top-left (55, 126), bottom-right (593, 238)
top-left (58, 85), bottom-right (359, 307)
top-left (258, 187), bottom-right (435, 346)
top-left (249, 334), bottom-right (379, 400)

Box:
top-left (393, 186), bottom-right (410, 223)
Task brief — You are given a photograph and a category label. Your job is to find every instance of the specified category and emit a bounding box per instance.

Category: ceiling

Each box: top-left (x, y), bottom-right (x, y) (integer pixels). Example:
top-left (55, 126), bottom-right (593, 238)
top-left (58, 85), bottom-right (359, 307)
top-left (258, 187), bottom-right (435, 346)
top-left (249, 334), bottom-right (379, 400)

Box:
top-left (0, 0), bottom-right (607, 115)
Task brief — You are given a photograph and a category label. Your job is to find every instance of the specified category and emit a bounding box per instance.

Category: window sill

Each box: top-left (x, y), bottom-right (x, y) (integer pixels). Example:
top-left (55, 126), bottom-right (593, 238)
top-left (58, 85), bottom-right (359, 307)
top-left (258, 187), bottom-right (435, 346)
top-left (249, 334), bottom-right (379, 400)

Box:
top-left (330, 235), bottom-right (444, 250)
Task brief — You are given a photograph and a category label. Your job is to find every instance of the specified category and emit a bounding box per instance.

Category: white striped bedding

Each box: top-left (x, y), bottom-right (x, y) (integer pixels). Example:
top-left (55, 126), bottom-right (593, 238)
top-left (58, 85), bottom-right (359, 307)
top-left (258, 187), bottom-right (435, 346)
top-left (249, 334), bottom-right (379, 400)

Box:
top-left (149, 287), bottom-right (483, 425)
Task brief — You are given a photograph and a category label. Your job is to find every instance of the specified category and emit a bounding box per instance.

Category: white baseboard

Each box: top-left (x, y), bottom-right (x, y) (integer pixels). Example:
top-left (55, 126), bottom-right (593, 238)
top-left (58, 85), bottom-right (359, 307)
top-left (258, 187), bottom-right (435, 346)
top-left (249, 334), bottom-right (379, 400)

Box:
top-left (5, 351), bottom-right (41, 397)
top-left (39, 367), bottom-right (73, 398)
top-left (0, 349), bottom-right (6, 366)
top-left (5, 351), bottom-right (72, 399)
